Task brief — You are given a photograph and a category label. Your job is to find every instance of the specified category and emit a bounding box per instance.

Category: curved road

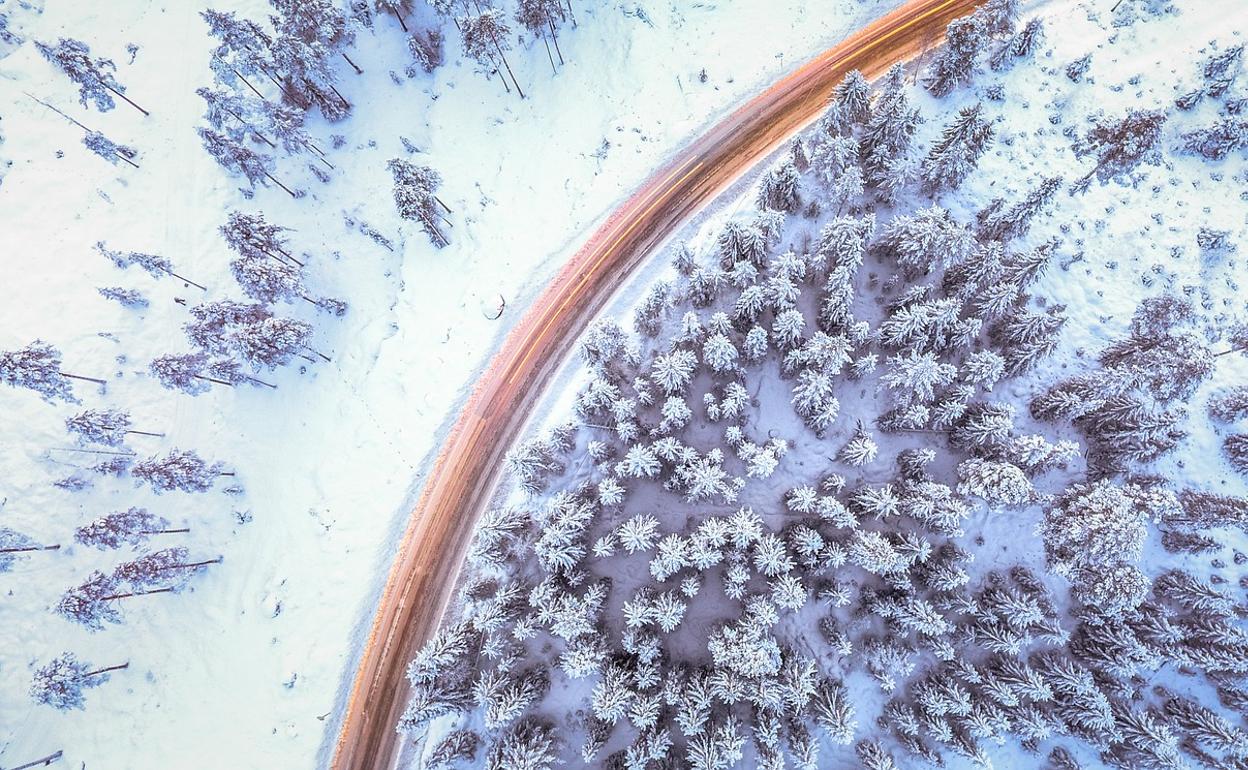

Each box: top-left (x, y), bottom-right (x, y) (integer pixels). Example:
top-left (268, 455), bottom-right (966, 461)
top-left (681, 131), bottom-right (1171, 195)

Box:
top-left (332, 0), bottom-right (978, 767)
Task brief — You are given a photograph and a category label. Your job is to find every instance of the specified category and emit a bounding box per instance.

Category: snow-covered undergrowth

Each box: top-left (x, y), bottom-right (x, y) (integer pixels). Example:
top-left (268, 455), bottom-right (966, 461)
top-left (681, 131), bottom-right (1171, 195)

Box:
top-left (0, 0), bottom-right (915, 767)
top-left (404, 1), bottom-right (1248, 768)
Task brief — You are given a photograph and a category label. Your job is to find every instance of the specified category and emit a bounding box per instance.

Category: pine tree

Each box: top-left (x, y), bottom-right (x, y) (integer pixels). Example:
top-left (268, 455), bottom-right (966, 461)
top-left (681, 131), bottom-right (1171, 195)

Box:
top-left (515, 0), bottom-right (565, 74)
top-left (461, 8), bottom-right (524, 98)
top-left (221, 210), bottom-right (302, 266)
top-left (1, 527), bottom-right (60, 572)
top-left (149, 352), bottom-right (233, 394)
top-left (36, 38), bottom-right (147, 115)
top-left (956, 458), bottom-right (1033, 506)
top-left (228, 316), bottom-right (317, 369)
top-left (812, 678), bottom-right (857, 744)
top-left (1074, 109), bottom-right (1167, 187)
top-left (923, 16), bottom-right (989, 98)
top-left (1225, 433), bottom-right (1248, 475)
top-left (200, 9), bottom-right (278, 96)
top-left (977, 176), bottom-right (1061, 242)
top-left (132, 450), bottom-right (227, 494)
top-left (96, 241), bottom-right (205, 289)
top-left (388, 158), bottom-right (449, 247)
top-left (922, 103), bottom-right (994, 193)
top-left (112, 547), bottom-right (221, 591)
top-left (56, 570), bottom-right (168, 631)
top-left (97, 286), bottom-right (148, 308)
top-left (1209, 385), bottom-right (1248, 422)
top-left (1180, 118), bottom-right (1248, 161)
top-left (758, 158), bottom-right (801, 212)
top-left (66, 408), bottom-right (160, 446)
top-left (1, 340), bottom-right (98, 402)
top-left (428, 729), bottom-right (480, 768)
top-left (874, 204), bottom-right (974, 276)
top-left (30, 653), bottom-right (127, 710)
top-left (75, 508), bottom-right (187, 550)
top-left (198, 127), bottom-right (294, 196)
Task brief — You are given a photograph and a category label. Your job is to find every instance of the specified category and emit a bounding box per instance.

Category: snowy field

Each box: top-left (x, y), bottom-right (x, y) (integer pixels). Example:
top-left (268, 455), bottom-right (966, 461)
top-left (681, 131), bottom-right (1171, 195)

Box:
top-left (401, 0), bottom-right (1248, 768)
top-left (0, 0), bottom-right (947, 768)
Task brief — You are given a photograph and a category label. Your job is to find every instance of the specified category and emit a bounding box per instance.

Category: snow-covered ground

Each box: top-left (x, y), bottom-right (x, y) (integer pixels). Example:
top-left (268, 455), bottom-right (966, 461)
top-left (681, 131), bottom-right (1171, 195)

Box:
top-left (403, 0), bottom-right (1248, 767)
top-left (0, 0), bottom-right (936, 768)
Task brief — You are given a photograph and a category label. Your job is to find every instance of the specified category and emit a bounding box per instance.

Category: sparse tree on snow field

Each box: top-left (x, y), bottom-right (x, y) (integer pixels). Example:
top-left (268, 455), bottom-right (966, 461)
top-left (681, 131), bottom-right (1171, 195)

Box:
top-left (198, 127), bottom-right (297, 197)
top-left (1, 528), bottom-right (60, 572)
top-left (1, 340), bottom-right (104, 402)
top-left (96, 241), bottom-right (205, 290)
top-left (75, 508), bottom-right (187, 550)
top-left (388, 158), bottom-right (450, 247)
top-left (36, 38), bottom-right (148, 115)
top-left (132, 449), bottom-right (229, 494)
top-left (406, 29), bottom-right (445, 76)
top-left (516, 0), bottom-right (566, 73)
top-left (839, 422), bottom-right (879, 467)
top-left (1209, 385), bottom-right (1248, 422)
top-left (112, 547), bottom-right (222, 591)
top-left (22, 92), bottom-right (140, 167)
top-left (1181, 117), bottom-right (1248, 161)
top-left (922, 103), bottom-right (994, 193)
top-left (989, 16), bottom-right (1044, 71)
top-left (30, 653), bottom-right (128, 710)
top-left (1226, 434), bottom-right (1248, 475)
top-left (66, 408), bottom-right (161, 446)
top-left (1073, 109), bottom-right (1167, 188)
top-left (149, 352), bottom-right (235, 395)
top-left (56, 570), bottom-right (169, 631)
top-left (460, 8), bottom-right (524, 98)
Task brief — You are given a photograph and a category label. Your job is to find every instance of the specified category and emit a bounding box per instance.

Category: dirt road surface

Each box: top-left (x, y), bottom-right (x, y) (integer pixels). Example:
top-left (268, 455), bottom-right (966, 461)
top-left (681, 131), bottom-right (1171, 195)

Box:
top-left (331, 0), bottom-right (979, 766)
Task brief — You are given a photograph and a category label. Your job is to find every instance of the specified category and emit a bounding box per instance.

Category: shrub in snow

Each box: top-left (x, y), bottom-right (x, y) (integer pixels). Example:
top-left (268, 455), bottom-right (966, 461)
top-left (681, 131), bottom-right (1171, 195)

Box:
top-left (97, 286), bottom-right (148, 308)
top-left (30, 653), bottom-right (127, 710)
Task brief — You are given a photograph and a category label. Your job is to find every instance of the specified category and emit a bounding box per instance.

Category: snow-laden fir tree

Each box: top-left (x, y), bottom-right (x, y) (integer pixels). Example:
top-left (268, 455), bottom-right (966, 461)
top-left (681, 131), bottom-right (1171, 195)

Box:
top-left (388, 158), bottom-right (449, 247)
top-left (228, 316), bottom-right (317, 370)
top-left (75, 507), bottom-right (187, 550)
top-left (460, 8), bottom-right (523, 97)
top-left (83, 130), bottom-right (138, 167)
top-left (923, 16), bottom-right (988, 98)
top-left (1074, 109), bottom-right (1167, 187)
top-left (66, 407), bottom-right (160, 446)
top-left (200, 9), bottom-right (277, 93)
top-left (30, 653), bottom-right (127, 710)
top-left (97, 240), bottom-right (204, 289)
top-left (36, 38), bottom-right (146, 114)
top-left (922, 102), bottom-right (994, 193)
top-left (150, 352), bottom-right (229, 395)
top-left (1, 527), bottom-right (60, 572)
top-left (1, 340), bottom-right (87, 402)
top-left (97, 286), bottom-right (148, 308)
top-left (199, 127), bottom-right (294, 196)
top-left (977, 175), bottom-right (1061, 242)
top-left (112, 547), bottom-right (221, 592)
top-left (132, 449), bottom-right (226, 494)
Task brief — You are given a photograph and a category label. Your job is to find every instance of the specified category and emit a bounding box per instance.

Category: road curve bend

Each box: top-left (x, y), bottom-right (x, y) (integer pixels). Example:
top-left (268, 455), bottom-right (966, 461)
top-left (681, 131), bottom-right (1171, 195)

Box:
top-left (332, 0), bottom-right (978, 767)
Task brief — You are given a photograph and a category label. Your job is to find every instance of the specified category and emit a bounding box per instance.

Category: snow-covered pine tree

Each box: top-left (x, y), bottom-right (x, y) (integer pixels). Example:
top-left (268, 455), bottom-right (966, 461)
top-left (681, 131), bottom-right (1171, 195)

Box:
top-left (228, 316), bottom-right (318, 369)
top-left (30, 653), bottom-right (127, 710)
top-left (923, 15), bottom-right (989, 98)
top-left (1, 339), bottom-right (95, 402)
top-left (460, 8), bottom-right (523, 98)
top-left (132, 449), bottom-right (227, 494)
top-left (388, 158), bottom-right (449, 247)
top-left (515, 0), bottom-right (564, 74)
top-left (83, 130), bottom-right (138, 167)
top-left (96, 240), bottom-right (204, 289)
top-left (36, 38), bottom-right (146, 115)
top-left (149, 352), bottom-right (231, 395)
top-left (922, 103), bottom-right (994, 193)
top-left (757, 157), bottom-right (801, 212)
top-left (75, 508), bottom-right (186, 550)
top-left (990, 16), bottom-right (1044, 71)
top-left (66, 408), bottom-right (160, 446)
top-left (1074, 109), bottom-right (1167, 187)
top-left (221, 210), bottom-right (302, 266)
top-left (112, 547), bottom-right (221, 592)
top-left (199, 127), bottom-right (293, 196)
top-left (200, 9), bottom-right (277, 96)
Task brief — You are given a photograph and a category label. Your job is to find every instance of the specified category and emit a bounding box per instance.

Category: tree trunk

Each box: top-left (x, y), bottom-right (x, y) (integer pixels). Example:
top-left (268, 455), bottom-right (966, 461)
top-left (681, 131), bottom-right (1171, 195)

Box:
top-left (59, 372), bottom-right (107, 385)
top-left (103, 587), bottom-right (174, 601)
top-left (565, 0), bottom-right (577, 27)
top-left (245, 375), bottom-right (278, 389)
top-left (328, 84), bottom-right (352, 109)
top-left (155, 557), bottom-right (224, 572)
top-left (139, 528), bottom-right (191, 535)
top-left (435, 195), bottom-right (453, 214)
top-left (304, 345), bottom-right (332, 363)
top-left (548, 19), bottom-right (565, 64)
top-left (541, 33), bottom-right (556, 74)
top-left (8, 751), bottom-right (63, 770)
top-left (232, 67), bottom-right (267, 100)
top-left (341, 52), bottom-right (363, 75)
top-left (391, 7), bottom-right (409, 32)
top-left (102, 83), bottom-right (150, 116)
top-left (114, 151), bottom-right (141, 170)
top-left (85, 663), bottom-right (130, 677)
top-left (1214, 344), bottom-right (1246, 357)
top-left (218, 471), bottom-right (236, 477)
top-left (0, 544), bottom-right (61, 553)
top-left (491, 39), bottom-right (524, 98)
top-left (161, 268), bottom-right (207, 291)
top-left (264, 172), bottom-right (298, 198)
top-left (193, 374), bottom-right (236, 387)
top-left (50, 447), bottom-right (135, 456)
top-left (124, 430), bottom-right (165, 437)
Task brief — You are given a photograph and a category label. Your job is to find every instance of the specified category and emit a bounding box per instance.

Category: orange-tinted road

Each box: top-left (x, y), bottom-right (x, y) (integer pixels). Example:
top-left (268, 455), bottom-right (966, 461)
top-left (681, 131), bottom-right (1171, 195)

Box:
top-left (332, 0), bottom-right (978, 767)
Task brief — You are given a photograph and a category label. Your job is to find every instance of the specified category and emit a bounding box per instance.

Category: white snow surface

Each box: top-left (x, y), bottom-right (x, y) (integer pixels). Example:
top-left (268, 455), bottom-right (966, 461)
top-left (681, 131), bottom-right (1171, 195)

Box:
top-left (0, 0), bottom-right (931, 768)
